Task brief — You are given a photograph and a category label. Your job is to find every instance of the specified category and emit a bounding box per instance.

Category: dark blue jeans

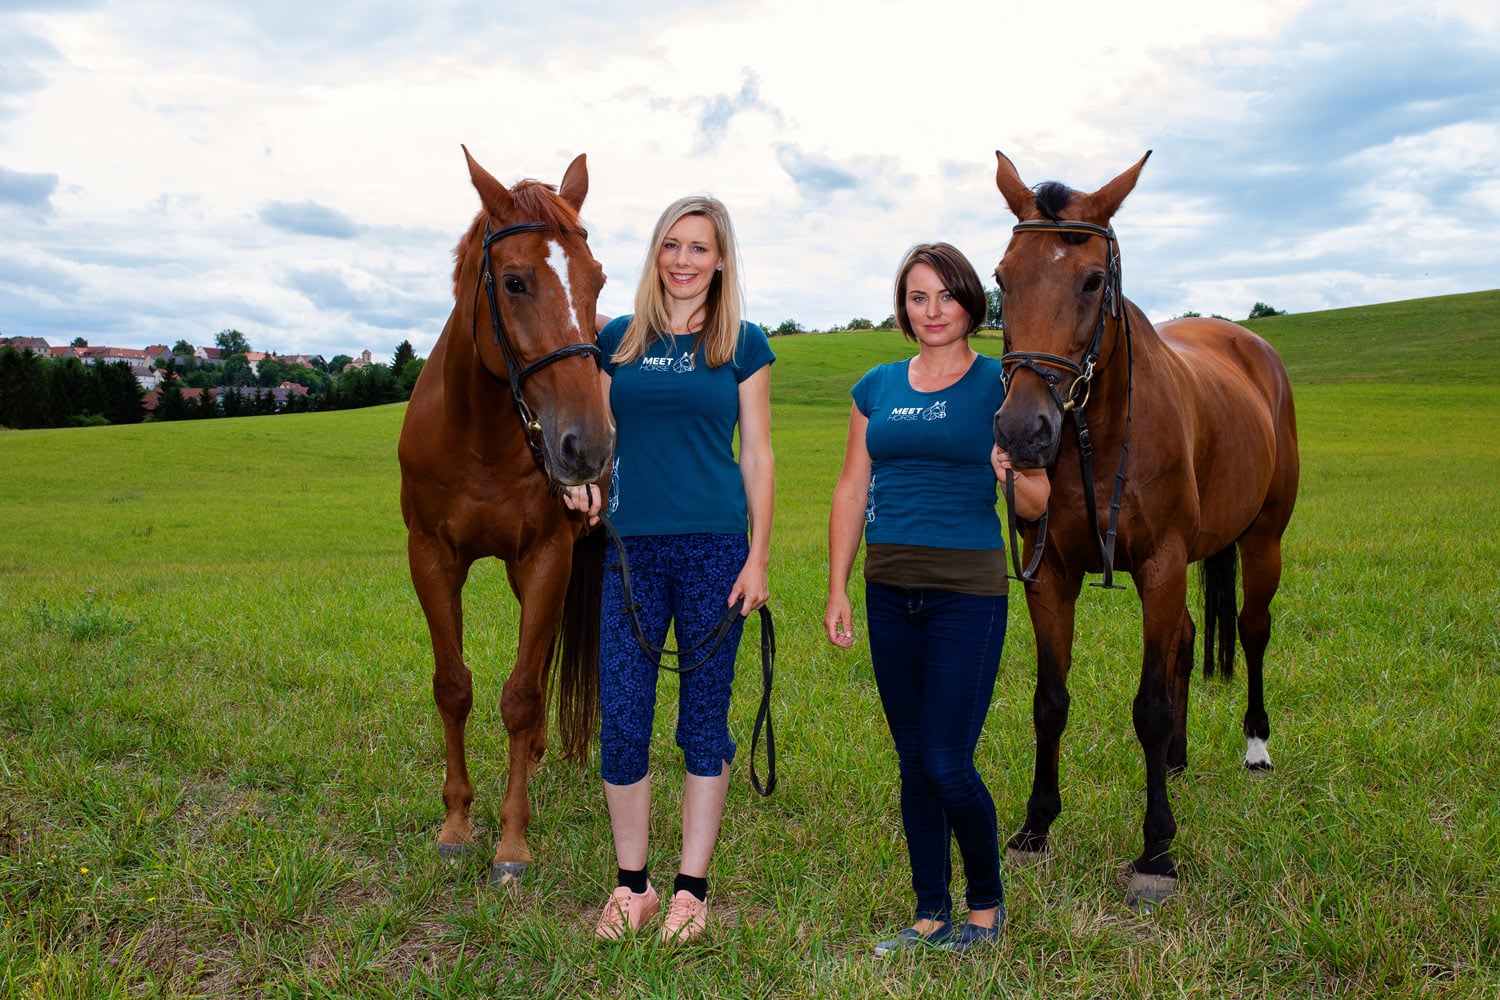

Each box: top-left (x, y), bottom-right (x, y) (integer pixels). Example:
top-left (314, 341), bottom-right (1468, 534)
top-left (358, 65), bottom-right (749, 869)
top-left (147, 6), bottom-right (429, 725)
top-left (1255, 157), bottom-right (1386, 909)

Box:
top-left (866, 580), bottom-right (1007, 923)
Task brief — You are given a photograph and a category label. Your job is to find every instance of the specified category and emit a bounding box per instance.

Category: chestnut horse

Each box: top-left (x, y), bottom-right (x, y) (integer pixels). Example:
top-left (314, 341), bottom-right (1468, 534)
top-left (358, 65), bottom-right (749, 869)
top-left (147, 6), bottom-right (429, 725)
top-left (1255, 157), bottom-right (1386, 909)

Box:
top-left (399, 148), bottom-right (613, 884)
top-left (991, 151), bottom-right (1299, 907)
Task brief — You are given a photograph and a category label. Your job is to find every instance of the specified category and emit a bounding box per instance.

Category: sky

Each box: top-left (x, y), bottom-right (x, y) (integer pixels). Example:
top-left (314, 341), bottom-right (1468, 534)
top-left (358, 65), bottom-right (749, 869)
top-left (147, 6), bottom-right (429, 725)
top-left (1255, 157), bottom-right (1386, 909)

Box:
top-left (2, 0), bottom-right (1498, 363)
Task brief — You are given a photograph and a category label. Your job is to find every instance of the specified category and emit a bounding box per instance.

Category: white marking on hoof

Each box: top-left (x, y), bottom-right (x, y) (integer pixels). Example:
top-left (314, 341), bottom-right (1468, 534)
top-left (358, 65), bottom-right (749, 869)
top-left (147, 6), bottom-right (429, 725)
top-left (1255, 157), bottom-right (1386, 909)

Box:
top-left (1243, 737), bottom-right (1273, 771)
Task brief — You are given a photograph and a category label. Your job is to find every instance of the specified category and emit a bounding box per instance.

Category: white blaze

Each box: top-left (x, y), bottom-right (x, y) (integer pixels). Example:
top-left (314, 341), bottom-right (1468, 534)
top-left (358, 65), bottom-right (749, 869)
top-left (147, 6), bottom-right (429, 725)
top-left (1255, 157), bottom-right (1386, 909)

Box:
top-left (546, 239), bottom-right (581, 336)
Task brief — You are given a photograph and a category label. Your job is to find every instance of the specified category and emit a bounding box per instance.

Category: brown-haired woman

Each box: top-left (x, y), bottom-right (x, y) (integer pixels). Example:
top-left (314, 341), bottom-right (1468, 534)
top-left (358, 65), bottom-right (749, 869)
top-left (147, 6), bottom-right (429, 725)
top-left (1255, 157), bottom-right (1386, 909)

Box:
top-left (825, 242), bottom-right (1049, 955)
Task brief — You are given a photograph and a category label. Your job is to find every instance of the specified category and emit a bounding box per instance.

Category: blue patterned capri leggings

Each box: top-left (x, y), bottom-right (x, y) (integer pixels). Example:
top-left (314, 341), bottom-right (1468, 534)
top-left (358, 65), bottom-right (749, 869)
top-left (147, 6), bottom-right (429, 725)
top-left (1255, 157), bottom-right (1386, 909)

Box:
top-left (598, 533), bottom-right (747, 786)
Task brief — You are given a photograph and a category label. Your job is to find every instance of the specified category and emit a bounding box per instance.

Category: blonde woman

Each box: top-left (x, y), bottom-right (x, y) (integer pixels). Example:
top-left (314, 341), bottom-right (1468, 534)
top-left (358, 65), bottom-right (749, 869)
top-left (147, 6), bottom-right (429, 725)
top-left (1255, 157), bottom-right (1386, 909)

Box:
top-left (565, 196), bottom-right (774, 943)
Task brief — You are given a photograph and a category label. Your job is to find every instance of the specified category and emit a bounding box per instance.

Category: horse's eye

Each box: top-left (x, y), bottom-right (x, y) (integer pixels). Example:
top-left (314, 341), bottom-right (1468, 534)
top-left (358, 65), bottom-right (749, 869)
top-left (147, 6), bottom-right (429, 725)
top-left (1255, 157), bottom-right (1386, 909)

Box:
top-left (503, 275), bottom-right (527, 295)
top-left (1082, 273), bottom-right (1104, 294)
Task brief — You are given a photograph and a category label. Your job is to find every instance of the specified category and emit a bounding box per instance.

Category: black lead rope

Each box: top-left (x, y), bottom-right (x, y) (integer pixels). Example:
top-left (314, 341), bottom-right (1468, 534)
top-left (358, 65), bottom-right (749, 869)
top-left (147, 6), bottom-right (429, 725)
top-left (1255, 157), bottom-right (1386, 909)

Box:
top-left (597, 515), bottom-right (777, 796)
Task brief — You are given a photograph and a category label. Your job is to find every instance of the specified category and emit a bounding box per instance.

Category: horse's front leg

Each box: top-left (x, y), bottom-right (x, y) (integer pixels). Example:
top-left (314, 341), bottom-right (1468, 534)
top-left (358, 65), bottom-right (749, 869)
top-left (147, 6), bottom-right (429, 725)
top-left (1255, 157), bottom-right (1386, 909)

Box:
top-left (491, 537), bottom-right (573, 883)
top-left (409, 532), bottom-right (477, 856)
top-left (1127, 556), bottom-right (1189, 907)
top-left (1008, 569), bottom-right (1083, 862)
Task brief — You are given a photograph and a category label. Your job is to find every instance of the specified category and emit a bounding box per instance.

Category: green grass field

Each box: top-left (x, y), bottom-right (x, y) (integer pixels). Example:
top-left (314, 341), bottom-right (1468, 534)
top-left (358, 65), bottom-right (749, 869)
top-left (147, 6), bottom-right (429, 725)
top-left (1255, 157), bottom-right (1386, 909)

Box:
top-left (2, 292), bottom-right (1497, 998)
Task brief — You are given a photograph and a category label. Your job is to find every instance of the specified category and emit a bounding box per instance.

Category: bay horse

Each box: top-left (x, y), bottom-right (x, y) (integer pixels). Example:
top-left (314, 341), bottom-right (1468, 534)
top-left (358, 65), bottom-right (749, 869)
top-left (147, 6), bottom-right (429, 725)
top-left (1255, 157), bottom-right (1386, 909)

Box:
top-left (399, 148), bottom-right (613, 884)
top-left (990, 151), bottom-right (1299, 907)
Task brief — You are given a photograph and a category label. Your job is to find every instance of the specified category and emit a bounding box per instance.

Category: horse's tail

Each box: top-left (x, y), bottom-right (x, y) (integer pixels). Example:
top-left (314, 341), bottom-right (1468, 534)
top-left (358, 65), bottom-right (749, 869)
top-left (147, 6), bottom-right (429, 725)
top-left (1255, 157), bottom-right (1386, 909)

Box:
top-left (1200, 544), bottom-right (1239, 679)
top-left (555, 526), bottom-right (604, 763)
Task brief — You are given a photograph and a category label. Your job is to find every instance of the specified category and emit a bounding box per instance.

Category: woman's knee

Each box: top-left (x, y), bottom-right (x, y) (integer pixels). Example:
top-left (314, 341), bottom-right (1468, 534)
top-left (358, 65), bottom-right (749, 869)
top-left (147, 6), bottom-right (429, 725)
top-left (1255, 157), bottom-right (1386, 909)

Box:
top-left (920, 756), bottom-right (987, 806)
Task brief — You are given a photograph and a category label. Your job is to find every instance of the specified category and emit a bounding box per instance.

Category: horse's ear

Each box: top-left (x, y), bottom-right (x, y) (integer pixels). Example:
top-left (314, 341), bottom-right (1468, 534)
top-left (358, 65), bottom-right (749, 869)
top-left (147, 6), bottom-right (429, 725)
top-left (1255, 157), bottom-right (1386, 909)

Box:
top-left (995, 151), bottom-right (1035, 220)
top-left (558, 154), bottom-right (588, 212)
top-left (1083, 150), bottom-right (1153, 223)
top-left (462, 144), bottom-right (515, 217)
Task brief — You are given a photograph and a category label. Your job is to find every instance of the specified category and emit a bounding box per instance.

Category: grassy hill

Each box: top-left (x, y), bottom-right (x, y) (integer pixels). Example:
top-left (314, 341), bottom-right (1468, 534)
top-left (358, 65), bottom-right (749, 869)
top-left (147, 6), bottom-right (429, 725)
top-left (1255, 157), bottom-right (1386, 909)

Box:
top-left (0, 289), bottom-right (1496, 998)
top-left (1238, 288), bottom-right (1500, 385)
top-left (769, 286), bottom-right (1500, 392)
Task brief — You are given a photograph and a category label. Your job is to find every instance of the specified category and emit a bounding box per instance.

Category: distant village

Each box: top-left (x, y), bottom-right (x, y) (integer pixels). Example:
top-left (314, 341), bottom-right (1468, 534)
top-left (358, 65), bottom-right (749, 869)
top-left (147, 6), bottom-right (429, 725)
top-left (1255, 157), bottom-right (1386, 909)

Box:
top-left (0, 333), bottom-right (421, 430)
top-left (2, 336), bottom-right (372, 407)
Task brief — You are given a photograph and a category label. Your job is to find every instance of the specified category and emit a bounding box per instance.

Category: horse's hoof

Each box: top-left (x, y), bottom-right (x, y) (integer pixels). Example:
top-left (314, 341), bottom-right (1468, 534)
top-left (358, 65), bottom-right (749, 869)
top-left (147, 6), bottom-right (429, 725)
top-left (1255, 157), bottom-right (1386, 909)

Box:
top-left (1005, 844), bottom-right (1053, 867)
top-left (436, 842), bottom-right (476, 863)
top-left (489, 861), bottom-right (528, 887)
top-left (1125, 871), bottom-right (1177, 911)
top-left (1244, 760), bottom-right (1275, 776)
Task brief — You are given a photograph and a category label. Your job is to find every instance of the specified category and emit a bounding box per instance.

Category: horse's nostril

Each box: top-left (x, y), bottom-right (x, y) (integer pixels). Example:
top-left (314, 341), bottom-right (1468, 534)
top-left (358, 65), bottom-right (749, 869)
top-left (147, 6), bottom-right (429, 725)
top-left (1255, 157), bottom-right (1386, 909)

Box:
top-left (559, 431), bottom-right (581, 464)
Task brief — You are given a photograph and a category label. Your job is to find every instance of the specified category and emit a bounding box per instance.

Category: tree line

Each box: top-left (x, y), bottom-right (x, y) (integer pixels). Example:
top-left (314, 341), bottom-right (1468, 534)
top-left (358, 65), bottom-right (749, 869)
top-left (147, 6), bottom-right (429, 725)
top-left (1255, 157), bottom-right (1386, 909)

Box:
top-left (0, 333), bottom-right (426, 430)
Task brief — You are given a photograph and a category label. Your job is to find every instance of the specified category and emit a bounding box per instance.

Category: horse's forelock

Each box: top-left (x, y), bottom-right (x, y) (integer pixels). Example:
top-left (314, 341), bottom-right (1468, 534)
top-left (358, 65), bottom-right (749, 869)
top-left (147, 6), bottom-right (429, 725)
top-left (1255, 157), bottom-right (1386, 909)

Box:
top-left (450, 180), bottom-right (588, 298)
top-left (510, 180), bottom-right (583, 231)
top-left (1032, 181), bottom-right (1076, 222)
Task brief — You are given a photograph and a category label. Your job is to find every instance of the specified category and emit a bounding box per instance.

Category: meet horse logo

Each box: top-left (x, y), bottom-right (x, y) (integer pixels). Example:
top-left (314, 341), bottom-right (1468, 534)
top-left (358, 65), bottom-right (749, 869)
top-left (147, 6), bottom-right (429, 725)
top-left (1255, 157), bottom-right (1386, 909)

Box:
top-left (639, 352), bottom-right (696, 373)
top-left (888, 401), bottom-right (947, 422)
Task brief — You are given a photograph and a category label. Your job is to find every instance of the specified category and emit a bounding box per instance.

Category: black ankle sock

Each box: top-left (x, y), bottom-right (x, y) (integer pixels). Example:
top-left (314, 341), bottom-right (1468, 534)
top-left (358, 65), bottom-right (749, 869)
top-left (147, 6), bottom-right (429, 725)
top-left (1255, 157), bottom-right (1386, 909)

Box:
top-left (617, 866), bottom-right (649, 894)
top-left (673, 873), bottom-right (708, 901)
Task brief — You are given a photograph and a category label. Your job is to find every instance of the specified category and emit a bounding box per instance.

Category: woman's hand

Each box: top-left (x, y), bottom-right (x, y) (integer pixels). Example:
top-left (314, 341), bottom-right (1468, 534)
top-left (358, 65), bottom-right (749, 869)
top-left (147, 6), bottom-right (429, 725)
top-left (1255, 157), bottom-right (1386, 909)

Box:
top-left (824, 592), bottom-right (856, 648)
top-left (561, 483), bottom-right (602, 526)
top-left (992, 445), bottom-right (1051, 521)
top-left (728, 559), bottom-right (770, 616)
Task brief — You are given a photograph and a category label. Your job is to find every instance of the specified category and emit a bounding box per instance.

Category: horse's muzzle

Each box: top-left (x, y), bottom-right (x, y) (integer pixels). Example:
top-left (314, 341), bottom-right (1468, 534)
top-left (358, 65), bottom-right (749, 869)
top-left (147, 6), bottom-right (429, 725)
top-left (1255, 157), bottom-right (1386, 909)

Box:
top-left (549, 425), bottom-right (614, 487)
top-left (994, 399), bottom-right (1060, 469)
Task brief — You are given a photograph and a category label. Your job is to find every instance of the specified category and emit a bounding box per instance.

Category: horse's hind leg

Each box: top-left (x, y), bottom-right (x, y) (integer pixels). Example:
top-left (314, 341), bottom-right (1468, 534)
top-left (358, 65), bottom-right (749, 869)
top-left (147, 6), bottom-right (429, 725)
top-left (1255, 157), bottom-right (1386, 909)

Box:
top-left (409, 533), bottom-right (478, 854)
top-left (1166, 606), bottom-right (1195, 775)
top-left (1236, 531), bottom-right (1283, 772)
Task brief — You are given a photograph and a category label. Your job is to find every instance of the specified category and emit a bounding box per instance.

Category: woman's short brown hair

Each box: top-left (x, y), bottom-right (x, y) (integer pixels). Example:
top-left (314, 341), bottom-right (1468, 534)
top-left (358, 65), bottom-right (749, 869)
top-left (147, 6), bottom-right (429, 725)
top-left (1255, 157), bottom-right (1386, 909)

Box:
top-left (893, 242), bottom-right (987, 341)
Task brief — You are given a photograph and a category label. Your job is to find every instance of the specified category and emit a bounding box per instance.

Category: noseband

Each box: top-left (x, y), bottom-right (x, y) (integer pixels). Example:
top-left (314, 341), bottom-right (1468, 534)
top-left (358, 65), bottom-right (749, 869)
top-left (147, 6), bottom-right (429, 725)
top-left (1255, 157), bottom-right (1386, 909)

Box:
top-left (1000, 219), bottom-right (1134, 590)
top-left (472, 221), bottom-right (603, 465)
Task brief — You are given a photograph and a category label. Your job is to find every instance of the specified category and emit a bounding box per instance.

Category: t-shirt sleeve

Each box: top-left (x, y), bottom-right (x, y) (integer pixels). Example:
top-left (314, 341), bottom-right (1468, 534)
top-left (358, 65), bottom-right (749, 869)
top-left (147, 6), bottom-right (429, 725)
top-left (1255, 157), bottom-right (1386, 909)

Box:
top-left (733, 322), bottom-right (775, 382)
top-left (850, 365), bottom-right (879, 418)
top-left (597, 315), bottom-right (631, 376)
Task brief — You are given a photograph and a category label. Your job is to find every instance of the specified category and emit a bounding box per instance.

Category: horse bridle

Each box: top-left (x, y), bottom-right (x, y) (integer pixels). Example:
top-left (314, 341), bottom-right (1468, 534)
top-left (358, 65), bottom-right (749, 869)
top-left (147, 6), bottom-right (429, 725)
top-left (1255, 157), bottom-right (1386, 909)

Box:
top-left (472, 221), bottom-right (603, 466)
top-left (999, 219), bottom-right (1134, 590)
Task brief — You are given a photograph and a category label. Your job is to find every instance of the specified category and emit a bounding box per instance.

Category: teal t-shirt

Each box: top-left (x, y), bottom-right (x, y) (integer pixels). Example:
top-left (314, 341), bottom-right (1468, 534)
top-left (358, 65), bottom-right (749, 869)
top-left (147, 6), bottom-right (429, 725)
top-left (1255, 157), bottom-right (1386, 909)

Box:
top-left (852, 354), bottom-right (1006, 551)
top-left (599, 317), bottom-right (774, 537)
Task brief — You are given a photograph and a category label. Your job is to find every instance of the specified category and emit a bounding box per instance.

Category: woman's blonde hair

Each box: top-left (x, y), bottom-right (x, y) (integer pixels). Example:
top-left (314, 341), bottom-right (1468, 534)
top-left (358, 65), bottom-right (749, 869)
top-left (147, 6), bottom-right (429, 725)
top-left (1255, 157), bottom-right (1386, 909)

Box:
top-left (613, 195), bottom-right (745, 369)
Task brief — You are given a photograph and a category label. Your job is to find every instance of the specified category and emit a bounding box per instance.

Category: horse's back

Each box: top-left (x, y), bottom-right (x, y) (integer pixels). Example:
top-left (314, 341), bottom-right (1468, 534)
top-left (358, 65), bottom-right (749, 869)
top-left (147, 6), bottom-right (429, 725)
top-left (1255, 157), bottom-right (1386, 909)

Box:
top-left (1154, 316), bottom-right (1299, 546)
top-left (1158, 318), bottom-right (1290, 401)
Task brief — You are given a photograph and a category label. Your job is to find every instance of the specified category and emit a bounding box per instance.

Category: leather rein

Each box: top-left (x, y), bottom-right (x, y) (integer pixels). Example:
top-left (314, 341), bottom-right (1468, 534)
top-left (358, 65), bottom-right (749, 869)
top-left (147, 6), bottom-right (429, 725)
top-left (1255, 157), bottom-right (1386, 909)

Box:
top-left (1000, 219), bottom-right (1134, 591)
top-left (470, 220), bottom-right (604, 470)
top-left (597, 514), bottom-right (777, 797)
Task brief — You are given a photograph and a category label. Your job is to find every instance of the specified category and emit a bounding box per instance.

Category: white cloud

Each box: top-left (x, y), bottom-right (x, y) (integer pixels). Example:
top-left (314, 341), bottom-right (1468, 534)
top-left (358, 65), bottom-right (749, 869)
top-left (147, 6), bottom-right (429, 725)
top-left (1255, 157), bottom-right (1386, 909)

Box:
top-left (0, 0), bottom-right (1496, 358)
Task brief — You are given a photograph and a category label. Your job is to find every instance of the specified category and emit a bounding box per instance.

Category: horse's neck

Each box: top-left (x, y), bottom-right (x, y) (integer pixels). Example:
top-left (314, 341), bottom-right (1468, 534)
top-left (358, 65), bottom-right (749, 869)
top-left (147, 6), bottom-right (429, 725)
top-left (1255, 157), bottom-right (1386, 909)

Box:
top-left (439, 310), bottom-right (524, 445)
